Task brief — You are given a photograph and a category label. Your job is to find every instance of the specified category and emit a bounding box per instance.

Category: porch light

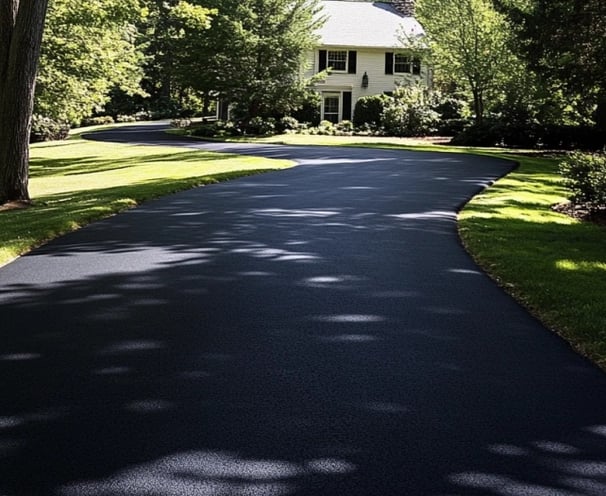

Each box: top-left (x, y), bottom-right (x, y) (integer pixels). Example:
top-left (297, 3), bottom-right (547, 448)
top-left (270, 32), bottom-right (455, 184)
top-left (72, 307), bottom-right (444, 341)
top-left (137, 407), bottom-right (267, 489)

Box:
top-left (362, 72), bottom-right (369, 88)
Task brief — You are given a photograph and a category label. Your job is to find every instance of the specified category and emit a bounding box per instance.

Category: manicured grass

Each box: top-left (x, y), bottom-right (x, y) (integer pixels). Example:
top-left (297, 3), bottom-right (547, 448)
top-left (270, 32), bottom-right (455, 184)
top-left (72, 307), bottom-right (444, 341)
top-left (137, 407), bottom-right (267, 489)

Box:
top-left (458, 154), bottom-right (606, 369)
top-left (0, 133), bottom-right (292, 267)
top-left (214, 132), bottom-right (606, 368)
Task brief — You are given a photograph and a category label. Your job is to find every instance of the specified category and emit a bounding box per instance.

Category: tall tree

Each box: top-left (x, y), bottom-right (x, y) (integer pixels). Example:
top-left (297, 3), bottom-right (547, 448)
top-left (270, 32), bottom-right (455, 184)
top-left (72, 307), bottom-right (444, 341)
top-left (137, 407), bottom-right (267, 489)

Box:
top-left (36, 0), bottom-right (145, 124)
top-left (0, 0), bottom-right (49, 205)
top-left (139, 0), bottom-right (214, 113)
top-left (175, 0), bottom-right (324, 123)
top-left (495, 0), bottom-right (606, 129)
top-left (416, 0), bottom-right (518, 123)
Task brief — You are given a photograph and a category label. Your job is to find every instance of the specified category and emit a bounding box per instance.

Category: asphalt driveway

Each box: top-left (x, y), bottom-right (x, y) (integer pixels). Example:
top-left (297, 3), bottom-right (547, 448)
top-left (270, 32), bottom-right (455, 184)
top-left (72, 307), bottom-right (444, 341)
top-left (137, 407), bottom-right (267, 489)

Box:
top-left (1, 123), bottom-right (606, 495)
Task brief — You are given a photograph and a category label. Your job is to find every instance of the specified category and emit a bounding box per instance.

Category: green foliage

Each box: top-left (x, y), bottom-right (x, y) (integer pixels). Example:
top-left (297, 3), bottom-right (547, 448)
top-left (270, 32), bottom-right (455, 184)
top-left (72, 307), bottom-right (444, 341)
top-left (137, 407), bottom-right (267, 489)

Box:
top-left (208, 0), bottom-right (324, 121)
top-left (190, 120), bottom-right (241, 138)
top-left (36, 0), bottom-right (146, 124)
top-left (80, 116), bottom-right (115, 126)
top-left (416, 0), bottom-right (520, 123)
top-left (138, 0), bottom-right (215, 115)
top-left (278, 116), bottom-right (300, 132)
top-left (381, 86), bottom-right (440, 137)
top-left (29, 115), bottom-right (70, 143)
top-left (246, 117), bottom-right (277, 136)
top-left (353, 95), bottom-right (390, 128)
top-left (560, 152), bottom-right (606, 207)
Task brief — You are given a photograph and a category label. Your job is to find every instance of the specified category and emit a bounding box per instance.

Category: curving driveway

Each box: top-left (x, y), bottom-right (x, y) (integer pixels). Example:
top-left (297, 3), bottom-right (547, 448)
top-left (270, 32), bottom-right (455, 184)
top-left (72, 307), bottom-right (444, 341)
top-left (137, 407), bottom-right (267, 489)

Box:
top-left (1, 123), bottom-right (606, 495)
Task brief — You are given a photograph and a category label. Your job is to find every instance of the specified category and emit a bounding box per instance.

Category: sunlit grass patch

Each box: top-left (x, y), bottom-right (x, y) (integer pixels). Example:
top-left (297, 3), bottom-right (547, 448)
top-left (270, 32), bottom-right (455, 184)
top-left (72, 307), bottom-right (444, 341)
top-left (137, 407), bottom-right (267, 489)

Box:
top-left (0, 136), bottom-right (292, 267)
top-left (459, 154), bottom-right (606, 368)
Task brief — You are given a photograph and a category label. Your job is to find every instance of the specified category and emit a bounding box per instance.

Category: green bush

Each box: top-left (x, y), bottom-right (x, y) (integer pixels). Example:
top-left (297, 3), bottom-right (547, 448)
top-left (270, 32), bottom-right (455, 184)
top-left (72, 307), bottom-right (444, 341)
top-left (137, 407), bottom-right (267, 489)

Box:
top-left (30, 115), bottom-right (70, 143)
top-left (80, 115), bottom-right (115, 127)
top-left (246, 116), bottom-right (276, 135)
top-left (450, 121), bottom-right (502, 147)
top-left (353, 94), bottom-right (390, 128)
top-left (559, 151), bottom-right (606, 207)
top-left (171, 118), bottom-right (192, 129)
top-left (381, 87), bottom-right (439, 137)
top-left (190, 120), bottom-right (241, 138)
top-left (336, 120), bottom-right (354, 134)
top-left (278, 116), bottom-right (299, 133)
top-left (116, 114), bottom-right (137, 123)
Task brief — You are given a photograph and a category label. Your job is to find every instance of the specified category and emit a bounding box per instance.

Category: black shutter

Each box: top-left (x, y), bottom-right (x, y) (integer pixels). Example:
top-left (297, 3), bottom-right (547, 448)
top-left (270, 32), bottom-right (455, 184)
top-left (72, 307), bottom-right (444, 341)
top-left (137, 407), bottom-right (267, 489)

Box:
top-left (319, 50), bottom-right (327, 71)
top-left (413, 57), bottom-right (421, 75)
top-left (342, 91), bottom-right (352, 121)
top-left (348, 50), bottom-right (357, 74)
top-left (385, 52), bottom-right (394, 75)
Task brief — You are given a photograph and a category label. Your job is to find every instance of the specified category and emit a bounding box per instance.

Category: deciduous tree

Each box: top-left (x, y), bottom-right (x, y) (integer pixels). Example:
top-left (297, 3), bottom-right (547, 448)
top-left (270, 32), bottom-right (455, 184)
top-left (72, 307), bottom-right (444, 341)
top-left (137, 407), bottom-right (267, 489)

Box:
top-left (0, 0), bottom-right (49, 204)
top-left (36, 0), bottom-right (145, 124)
top-left (416, 0), bottom-right (518, 123)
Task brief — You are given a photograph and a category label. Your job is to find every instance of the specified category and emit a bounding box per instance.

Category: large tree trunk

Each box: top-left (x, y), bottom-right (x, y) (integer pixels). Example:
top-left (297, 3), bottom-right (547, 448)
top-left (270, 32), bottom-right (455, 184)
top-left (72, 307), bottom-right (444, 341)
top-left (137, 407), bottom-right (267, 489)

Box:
top-left (0, 0), bottom-right (49, 205)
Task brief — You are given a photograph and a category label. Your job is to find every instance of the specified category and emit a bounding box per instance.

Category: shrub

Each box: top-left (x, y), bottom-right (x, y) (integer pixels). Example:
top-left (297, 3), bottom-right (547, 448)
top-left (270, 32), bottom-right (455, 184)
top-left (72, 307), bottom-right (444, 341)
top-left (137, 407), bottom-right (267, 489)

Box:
top-left (80, 115), bottom-right (114, 127)
top-left (559, 152), bottom-right (606, 207)
top-left (450, 121), bottom-right (502, 147)
top-left (336, 120), bottom-right (354, 134)
top-left (293, 99), bottom-right (320, 126)
top-left (246, 116), bottom-right (276, 135)
top-left (116, 114), bottom-right (137, 123)
top-left (171, 118), bottom-right (192, 129)
top-left (190, 120), bottom-right (242, 138)
top-left (353, 94), bottom-right (390, 128)
top-left (433, 95), bottom-right (469, 120)
top-left (278, 116), bottom-right (299, 133)
top-left (436, 118), bottom-right (469, 136)
top-left (30, 115), bottom-right (70, 143)
top-left (381, 86), bottom-right (440, 137)
top-left (539, 125), bottom-right (605, 150)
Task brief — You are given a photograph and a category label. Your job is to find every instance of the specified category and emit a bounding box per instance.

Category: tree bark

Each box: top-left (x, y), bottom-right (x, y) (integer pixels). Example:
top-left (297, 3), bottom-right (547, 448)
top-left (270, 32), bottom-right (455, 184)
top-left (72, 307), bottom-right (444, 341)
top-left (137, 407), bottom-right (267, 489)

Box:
top-left (0, 0), bottom-right (49, 205)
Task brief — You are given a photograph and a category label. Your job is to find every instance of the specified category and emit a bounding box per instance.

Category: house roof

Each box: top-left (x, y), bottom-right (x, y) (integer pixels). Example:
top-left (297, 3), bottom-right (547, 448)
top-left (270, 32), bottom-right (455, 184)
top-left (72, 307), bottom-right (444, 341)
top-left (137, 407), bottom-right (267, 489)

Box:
top-left (317, 1), bottom-right (425, 49)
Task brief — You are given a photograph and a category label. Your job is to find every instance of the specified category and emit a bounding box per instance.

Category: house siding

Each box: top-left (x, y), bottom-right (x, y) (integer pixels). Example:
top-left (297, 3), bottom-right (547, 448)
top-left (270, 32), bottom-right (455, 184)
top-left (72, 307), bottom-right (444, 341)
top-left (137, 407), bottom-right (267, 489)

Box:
top-left (306, 47), bottom-right (432, 122)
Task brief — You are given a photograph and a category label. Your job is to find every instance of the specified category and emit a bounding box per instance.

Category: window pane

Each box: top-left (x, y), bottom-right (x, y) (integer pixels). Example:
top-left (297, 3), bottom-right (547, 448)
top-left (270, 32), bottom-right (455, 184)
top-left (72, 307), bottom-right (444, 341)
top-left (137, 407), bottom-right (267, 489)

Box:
top-left (327, 50), bottom-right (347, 71)
top-left (324, 96), bottom-right (340, 123)
top-left (394, 54), bottom-right (411, 73)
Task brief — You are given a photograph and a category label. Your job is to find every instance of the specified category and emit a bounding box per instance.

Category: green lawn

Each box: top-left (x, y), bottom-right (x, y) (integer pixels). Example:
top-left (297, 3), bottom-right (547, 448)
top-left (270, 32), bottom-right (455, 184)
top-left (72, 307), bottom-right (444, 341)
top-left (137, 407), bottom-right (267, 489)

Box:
top-left (0, 132), bottom-right (292, 267)
top-left (459, 154), bottom-right (606, 368)
top-left (212, 132), bottom-right (606, 369)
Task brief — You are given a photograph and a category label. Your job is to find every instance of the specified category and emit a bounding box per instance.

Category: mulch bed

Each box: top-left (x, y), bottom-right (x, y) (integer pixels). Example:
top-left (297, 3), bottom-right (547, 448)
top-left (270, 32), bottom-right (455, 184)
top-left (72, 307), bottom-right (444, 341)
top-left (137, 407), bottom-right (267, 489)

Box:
top-left (552, 202), bottom-right (606, 227)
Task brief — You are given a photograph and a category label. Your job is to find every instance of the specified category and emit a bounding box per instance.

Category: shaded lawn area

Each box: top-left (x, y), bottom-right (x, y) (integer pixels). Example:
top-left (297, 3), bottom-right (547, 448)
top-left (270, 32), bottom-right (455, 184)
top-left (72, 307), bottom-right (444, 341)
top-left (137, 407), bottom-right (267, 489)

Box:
top-left (0, 136), bottom-right (292, 267)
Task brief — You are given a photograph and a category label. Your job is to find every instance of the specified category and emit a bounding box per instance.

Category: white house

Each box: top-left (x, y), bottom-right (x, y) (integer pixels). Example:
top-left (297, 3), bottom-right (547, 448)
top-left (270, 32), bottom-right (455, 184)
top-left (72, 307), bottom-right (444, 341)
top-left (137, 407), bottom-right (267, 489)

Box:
top-left (308, 0), bottom-right (430, 123)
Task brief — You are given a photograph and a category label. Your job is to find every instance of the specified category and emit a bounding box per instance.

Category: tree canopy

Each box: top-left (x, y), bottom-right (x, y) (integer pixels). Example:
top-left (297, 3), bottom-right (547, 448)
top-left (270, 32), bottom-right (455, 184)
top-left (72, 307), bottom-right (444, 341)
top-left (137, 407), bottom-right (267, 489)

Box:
top-left (416, 0), bottom-right (518, 123)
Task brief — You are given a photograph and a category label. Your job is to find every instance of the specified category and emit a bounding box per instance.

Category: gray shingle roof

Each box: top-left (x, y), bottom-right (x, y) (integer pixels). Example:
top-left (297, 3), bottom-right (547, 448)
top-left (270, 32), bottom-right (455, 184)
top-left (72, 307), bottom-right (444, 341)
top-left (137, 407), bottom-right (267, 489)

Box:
top-left (317, 1), bottom-right (425, 49)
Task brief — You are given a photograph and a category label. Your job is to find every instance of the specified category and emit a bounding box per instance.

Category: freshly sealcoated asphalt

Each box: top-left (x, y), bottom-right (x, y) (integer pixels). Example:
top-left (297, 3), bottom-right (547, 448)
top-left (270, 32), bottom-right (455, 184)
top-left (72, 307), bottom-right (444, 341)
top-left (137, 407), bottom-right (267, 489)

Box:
top-left (1, 123), bottom-right (606, 495)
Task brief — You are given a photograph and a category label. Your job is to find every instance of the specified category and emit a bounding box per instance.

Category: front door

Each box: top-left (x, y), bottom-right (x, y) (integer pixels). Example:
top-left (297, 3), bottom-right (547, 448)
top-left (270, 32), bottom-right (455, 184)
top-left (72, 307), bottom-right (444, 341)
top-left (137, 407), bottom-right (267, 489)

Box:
top-left (322, 93), bottom-right (340, 123)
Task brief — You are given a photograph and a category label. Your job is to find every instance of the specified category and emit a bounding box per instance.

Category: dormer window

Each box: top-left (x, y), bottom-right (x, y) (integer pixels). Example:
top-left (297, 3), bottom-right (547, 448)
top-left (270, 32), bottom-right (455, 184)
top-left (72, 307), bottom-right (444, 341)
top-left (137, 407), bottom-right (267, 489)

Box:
top-left (327, 50), bottom-right (347, 71)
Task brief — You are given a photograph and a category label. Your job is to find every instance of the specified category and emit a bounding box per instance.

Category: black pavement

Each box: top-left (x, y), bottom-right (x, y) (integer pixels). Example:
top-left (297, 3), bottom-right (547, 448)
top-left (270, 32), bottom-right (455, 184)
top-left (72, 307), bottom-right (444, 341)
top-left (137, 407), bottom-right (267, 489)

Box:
top-left (1, 123), bottom-right (606, 495)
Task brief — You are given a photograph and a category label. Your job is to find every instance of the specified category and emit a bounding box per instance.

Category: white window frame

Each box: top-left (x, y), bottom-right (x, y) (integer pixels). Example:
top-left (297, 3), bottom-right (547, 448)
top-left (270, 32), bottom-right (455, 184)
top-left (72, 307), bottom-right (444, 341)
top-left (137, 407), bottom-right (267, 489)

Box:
top-left (327, 50), bottom-right (347, 72)
top-left (322, 92), bottom-right (341, 123)
top-left (393, 53), bottom-right (422, 75)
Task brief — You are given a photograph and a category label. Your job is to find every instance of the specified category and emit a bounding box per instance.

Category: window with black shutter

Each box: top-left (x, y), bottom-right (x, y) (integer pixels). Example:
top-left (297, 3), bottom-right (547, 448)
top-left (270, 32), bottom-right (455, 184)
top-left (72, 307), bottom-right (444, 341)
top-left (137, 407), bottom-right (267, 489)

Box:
top-left (319, 50), bottom-right (327, 72)
top-left (385, 52), bottom-right (394, 75)
top-left (348, 51), bottom-right (357, 74)
top-left (342, 92), bottom-right (352, 121)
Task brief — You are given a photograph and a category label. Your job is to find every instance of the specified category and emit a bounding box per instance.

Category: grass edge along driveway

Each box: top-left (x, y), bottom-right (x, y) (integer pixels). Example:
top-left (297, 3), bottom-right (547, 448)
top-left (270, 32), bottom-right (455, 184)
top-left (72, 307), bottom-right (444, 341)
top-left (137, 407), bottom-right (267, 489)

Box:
top-left (0, 131), bottom-right (293, 267)
top-left (4, 127), bottom-right (606, 371)
top-left (213, 132), bottom-right (606, 371)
